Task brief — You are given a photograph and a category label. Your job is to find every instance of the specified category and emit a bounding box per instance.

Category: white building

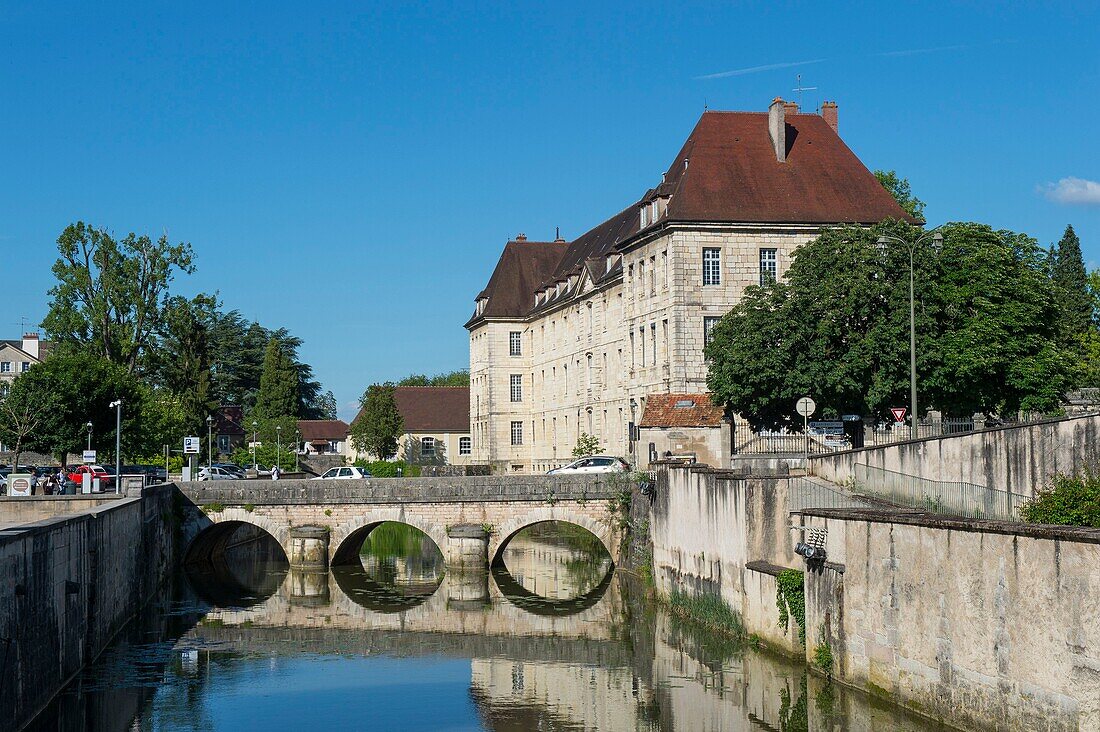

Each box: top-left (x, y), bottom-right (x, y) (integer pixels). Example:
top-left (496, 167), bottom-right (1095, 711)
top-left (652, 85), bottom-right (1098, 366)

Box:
top-left (0, 334), bottom-right (48, 395)
top-left (466, 99), bottom-right (913, 473)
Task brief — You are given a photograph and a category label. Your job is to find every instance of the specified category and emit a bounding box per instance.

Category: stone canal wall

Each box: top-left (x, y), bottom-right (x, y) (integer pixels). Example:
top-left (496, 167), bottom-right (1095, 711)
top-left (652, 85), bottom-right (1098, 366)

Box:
top-left (0, 494), bottom-right (127, 529)
top-left (798, 509), bottom-right (1100, 732)
top-left (647, 464), bottom-right (802, 655)
top-left (807, 412), bottom-right (1100, 497)
top-left (0, 484), bottom-right (176, 732)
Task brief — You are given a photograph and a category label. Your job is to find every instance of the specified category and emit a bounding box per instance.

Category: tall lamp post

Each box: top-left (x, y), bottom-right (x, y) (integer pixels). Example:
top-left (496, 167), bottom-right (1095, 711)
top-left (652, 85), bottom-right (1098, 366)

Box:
top-left (252, 420), bottom-right (258, 470)
top-left (206, 415), bottom-right (214, 469)
top-left (109, 400), bottom-right (122, 494)
top-left (876, 229), bottom-right (943, 439)
top-left (86, 421), bottom-right (93, 451)
top-left (276, 425), bottom-right (283, 471)
top-left (295, 428), bottom-right (300, 472)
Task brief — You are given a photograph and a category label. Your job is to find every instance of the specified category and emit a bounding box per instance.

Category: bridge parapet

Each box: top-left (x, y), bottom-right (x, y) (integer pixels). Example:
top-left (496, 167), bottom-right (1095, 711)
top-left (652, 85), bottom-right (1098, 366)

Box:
top-left (174, 474), bottom-right (622, 505)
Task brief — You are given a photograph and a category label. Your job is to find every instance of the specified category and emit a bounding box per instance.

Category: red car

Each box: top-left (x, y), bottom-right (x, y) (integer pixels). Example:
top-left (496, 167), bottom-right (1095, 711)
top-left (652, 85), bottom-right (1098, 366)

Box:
top-left (67, 465), bottom-right (114, 489)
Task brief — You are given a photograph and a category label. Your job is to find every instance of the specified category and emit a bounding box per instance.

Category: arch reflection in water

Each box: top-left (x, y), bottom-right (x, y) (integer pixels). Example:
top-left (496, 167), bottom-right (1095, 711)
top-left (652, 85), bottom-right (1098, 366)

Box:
top-left (333, 521), bottom-right (445, 613)
top-left (492, 521), bottom-right (615, 616)
top-left (183, 521), bottom-right (289, 609)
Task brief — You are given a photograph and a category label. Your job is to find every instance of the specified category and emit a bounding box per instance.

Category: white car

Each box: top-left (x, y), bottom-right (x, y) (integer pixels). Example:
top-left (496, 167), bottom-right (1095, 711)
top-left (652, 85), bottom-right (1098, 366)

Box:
top-left (312, 466), bottom-right (373, 480)
top-left (197, 466), bottom-right (241, 481)
top-left (548, 456), bottom-right (630, 475)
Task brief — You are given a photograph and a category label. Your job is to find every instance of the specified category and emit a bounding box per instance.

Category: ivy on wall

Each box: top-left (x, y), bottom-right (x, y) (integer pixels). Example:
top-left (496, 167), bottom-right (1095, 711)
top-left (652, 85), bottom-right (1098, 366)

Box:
top-left (776, 569), bottom-right (806, 646)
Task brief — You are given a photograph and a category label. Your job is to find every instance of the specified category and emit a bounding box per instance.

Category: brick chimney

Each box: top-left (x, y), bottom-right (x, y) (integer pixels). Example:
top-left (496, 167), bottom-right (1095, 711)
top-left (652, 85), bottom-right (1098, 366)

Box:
top-left (768, 97), bottom-right (786, 163)
top-left (21, 333), bottom-right (39, 359)
top-left (515, 233), bottom-right (527, 242)
top-left (783, 101), bottom-right (800, 116)
top-left (821, 101), bottom-right (838, 133)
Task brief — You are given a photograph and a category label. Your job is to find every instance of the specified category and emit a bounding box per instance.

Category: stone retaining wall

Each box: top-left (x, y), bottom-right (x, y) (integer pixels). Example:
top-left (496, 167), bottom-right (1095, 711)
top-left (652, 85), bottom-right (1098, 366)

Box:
top-left (807, 412), bottom-right (1100, 497)
top-left (0, 484), bottom-right (176, 731)
top-left (0, 495), bottom-right (127, 529)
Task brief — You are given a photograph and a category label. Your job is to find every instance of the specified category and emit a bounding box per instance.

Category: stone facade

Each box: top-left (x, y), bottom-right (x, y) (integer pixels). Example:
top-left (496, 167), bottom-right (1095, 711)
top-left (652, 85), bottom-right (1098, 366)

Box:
top-left (470, 224), bottom-right (820, 473)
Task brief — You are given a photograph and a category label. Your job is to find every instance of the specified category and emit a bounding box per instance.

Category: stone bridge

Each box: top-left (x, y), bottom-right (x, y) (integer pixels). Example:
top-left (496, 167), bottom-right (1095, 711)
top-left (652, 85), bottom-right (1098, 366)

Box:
top-left (174, 474), bottom-right (625, 570)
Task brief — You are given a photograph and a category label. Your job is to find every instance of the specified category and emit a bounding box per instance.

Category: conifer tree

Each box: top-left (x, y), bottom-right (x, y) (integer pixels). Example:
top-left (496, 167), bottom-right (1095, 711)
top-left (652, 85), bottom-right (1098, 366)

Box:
top-left (1052, 225), bottom-right (1093, 337)
top-left (253, 337), bottom-right (299, 419)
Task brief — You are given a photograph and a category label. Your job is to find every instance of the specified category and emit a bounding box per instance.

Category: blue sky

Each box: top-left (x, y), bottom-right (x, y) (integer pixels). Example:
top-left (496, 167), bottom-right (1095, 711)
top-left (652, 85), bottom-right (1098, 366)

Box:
top-left (2, 2), bottom-right (1097, 419)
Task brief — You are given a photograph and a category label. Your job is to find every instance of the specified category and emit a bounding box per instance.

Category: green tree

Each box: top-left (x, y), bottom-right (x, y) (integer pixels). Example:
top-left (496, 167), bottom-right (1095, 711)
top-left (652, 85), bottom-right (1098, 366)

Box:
top-left (42, 222), bottom-right (195, 374)
top-left (0, 377), bottom-right (62, 467)
top-left (397, 369), bottom-right (470, 386)
top-left (874, 170), bottom-right (926, 221)
top-left (350, 383), bottom-right (404, 460)
top-left (706, 221), bottom-right (1073, 428)
top-left (1050, 225), bottom-right (1093, 339)
top-left (572, 432), bottom-right (603, 457)
top-left (150, 295), bottom-right (218, 435)
top-left (0, 353), bottom-right (145, 463)
top-left (253, 338), bottom-right (299, 419)
top-left (313, 390), bottom-right (339, 420)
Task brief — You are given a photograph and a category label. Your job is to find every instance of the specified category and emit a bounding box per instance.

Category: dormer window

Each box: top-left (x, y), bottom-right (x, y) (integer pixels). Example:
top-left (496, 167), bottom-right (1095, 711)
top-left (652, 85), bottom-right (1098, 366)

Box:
top-left (640, 204), bottom-right (649, 228)
top-left (650, 200), bottom-right (659, 222)
top-left (475, 297), bottom-right (488, 315)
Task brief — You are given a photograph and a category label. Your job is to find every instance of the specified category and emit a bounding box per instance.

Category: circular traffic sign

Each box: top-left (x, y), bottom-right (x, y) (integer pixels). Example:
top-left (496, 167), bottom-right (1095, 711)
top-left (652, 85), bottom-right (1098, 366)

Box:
top-left (796, 396), bottom-right (816, 417)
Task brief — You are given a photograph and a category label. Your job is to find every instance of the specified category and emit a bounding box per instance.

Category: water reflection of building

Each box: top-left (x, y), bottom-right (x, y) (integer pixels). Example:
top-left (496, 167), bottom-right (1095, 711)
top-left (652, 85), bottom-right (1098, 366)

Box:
top-left (470, 658), bottom-right (659, 732)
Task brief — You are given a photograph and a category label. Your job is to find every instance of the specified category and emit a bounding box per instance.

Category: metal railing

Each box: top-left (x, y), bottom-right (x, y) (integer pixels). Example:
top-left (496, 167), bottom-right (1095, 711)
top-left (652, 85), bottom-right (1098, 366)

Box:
top-left (789, 478), bottom-right (876, 512)
top-left (852, 464), bottom-right (1028, 521)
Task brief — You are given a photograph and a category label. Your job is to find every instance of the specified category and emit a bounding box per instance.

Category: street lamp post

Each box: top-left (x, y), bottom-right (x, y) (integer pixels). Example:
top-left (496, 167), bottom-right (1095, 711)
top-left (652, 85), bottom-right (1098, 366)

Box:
top-left (86, 421), bottom-right (93, 451)
top-left (252, 420), bottom-right (258, 471)
top-left (109, 400), bottom-right (122, 494)
top-left (295, 429), bottom-right (300, 472)
top-left (276, 426), bottom-right (283, 471)
top-left (206, 415), bottom-right (214, 470)
top-left (877, 229), bottom-right (944, 439)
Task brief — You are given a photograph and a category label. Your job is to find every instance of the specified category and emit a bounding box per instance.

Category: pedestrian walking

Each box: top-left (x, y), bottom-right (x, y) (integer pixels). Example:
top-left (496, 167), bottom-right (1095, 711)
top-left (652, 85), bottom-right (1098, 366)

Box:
top-left (271, 464), bottom-right (280, 481)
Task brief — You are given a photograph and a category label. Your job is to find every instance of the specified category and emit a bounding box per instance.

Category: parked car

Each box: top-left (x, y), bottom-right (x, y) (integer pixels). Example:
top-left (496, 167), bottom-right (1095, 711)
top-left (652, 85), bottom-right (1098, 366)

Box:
top-left (247, 463), bottom-right (273, 476)
top-left (67, 464), bottom-right (114, 490)
top-left (312, 466), bottom-right (372, 480)
top-left (213, 463), bottom-right (246, 478)
top-left (197, 466), bottom-right (242, 481)
top-left (547, 456), bottom-right (630, 475)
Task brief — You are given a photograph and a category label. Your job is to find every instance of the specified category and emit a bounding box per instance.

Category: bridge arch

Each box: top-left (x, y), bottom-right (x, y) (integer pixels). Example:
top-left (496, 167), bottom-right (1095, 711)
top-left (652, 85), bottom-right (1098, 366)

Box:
top-left (330, 512), bottom-right (448, 567)
top-left (182, 509), bottom-right (290, 565)
top-left (489, 508), bottom-right (617, 566)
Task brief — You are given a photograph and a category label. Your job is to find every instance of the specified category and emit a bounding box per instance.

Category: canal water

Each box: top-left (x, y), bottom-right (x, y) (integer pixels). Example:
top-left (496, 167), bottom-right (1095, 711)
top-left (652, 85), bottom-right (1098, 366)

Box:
top-left (27, 522), bottom-right (953, 731)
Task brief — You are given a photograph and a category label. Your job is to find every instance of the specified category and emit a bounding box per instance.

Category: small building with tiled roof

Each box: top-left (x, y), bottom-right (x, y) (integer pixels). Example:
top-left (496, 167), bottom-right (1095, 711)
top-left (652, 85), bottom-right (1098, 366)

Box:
top-left (637, 393), bottom-right (730, 467)
top-left (467, 98), bottom-right (916, 473)
top-left (0, 334), bottom-right (52, 395)
top-left (349, 386), bottom-right (472, 466)
top-left (298, 419), bottom-right (351, 455)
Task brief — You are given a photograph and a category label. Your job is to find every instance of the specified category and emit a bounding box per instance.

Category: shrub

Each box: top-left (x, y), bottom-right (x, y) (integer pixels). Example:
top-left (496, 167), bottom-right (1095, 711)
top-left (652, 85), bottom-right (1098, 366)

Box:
top-left (776, 569), bottom-right (806, 646)
top-left (351, 459), bottom-right (421, 477)
top-left (1020, 473), bottom-right (1100, 526)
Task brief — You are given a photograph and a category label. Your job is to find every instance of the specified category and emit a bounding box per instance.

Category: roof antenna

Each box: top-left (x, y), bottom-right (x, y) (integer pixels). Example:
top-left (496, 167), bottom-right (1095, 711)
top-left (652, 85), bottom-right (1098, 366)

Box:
top-left (556, 226), bottom-right (560, 240)
top-left (792, 74), bottom-right (817, 110)
top-left (703, 98), bottom-right (708, 111)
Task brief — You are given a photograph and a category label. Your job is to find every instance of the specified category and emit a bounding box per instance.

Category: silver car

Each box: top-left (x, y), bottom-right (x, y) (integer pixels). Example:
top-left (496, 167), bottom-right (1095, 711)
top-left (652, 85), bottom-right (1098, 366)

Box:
top-left (197, 466), bottom-right (241, 481)
top-left (548, 456), bottom-right (630, 475)
top-left (312, 466), bottom-right (373, 480)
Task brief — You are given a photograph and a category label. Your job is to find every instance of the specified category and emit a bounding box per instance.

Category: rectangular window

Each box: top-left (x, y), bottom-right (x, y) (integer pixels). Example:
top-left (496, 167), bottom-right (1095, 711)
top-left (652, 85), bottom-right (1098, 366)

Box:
top-left (509, 331), bottom-right (522, 356)
top-left (759, 248), bottom-right (778, 285)
top-left (20, 362), bottom-right (30, 372)
top-left (649, 256), bottom-right (656, 294)
top-left (0, 362), bottom-right (10, 373)
top-left (510, 421), bottom-right (523, 446)
top-left (459, 436), bottom-right (471, 455)
top-left (421, 436), bottom-right (436, 456)
top-left (510, 374), bottom-right (523, 402)
top-left (704, 316), bottom-right (722, 349)
top-left (661, 250), bottom-right (669, 289)
top-left (650, 323), bottom-right (657, 364)
top-left (639, 327), bottom-right (646, 367)
top-left (702, 248), bottom-right (721, 285)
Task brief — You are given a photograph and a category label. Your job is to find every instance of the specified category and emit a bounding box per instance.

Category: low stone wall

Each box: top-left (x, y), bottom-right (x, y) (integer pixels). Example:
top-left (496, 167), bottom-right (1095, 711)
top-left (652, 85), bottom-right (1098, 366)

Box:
top-left (0, 484), bottom-right (176, 730)
top-left (648, 464), bottom-right (801, 654)
top-left (799, 508), bottom-right (1100, 732)
top-left (0, 495), bottom-right (127, 528)
top-left (807, 412), bottom-right (1100, 497)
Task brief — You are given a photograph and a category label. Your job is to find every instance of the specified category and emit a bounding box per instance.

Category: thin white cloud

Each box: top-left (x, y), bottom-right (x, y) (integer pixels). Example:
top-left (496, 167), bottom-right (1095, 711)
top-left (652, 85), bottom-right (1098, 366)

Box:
top-left (876, 43), bottom-right (970, 57)
top-left (1042, 177), bottom-right (1100, 206)
top-left (694, 58), bottom-right (826, 80)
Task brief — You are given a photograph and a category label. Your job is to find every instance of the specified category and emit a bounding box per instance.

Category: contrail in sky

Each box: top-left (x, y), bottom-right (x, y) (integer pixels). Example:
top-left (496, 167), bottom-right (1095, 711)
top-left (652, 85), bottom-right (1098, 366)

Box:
top-left (876, 43), bottom-right (970, 57)
top-left (694, 58), bottom-right (826, 80)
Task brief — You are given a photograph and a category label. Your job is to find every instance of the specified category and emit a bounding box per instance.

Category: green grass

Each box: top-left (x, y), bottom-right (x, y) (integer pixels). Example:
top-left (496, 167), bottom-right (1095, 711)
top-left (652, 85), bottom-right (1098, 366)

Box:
top-left (667, 588), bottom-right (745, 638)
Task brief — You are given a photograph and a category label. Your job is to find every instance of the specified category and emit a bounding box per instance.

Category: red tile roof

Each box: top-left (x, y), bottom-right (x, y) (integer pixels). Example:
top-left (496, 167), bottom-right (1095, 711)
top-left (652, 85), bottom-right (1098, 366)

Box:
top-left (468, 104), bottom-right (916, 325)
top-left (298, 419), bottom-right (350, 441)
top-left (351, 387), bottom-right (470, 434)
top-left (639, 394), bottom-right (727, 428)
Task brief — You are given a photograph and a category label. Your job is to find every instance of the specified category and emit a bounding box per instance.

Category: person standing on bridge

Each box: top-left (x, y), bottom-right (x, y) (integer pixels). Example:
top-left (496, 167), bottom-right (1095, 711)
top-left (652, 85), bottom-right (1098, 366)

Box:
top-left (271, 464), bottom-right (280, 481)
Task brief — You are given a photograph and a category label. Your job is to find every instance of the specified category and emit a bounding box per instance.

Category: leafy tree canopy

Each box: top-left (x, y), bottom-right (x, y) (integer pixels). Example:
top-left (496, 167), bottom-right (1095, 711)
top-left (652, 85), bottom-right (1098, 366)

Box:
top-left (706, 221), bottom-right (1073, 429)
top-left (874, 170), bottom-right (926, 221)
top-left (42, 222), bottom-right (195, 374)
top-left (350, 383), bottom-right (404, 460)
top-left (398, 369), bottom-right (470, 387)
top-left (572, 433), bottom-right (603, 458)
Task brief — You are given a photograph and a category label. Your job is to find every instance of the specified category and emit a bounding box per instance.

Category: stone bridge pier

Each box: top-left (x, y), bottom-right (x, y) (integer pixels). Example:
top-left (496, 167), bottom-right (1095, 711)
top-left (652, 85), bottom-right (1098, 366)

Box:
top-left (176, 474), bottom-right (624, 572)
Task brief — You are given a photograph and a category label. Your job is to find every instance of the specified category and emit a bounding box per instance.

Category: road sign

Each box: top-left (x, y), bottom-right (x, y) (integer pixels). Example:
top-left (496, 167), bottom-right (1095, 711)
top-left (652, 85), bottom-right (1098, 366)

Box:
top-left (82, 449), bottom-right (96, 463)
top-left (890, 407), bottom-right (907, 423)
top-left (809, 420), bottom-right (844, 435)
top-left (795, 397), bottom-right (816, 418)
top-left (183, 437), bottom-right (201, 454)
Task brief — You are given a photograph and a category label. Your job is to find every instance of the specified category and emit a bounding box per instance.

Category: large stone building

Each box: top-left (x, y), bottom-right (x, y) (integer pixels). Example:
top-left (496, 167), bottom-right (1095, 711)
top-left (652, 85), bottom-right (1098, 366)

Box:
top-left (467, 99), bottom-right (913, 473)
